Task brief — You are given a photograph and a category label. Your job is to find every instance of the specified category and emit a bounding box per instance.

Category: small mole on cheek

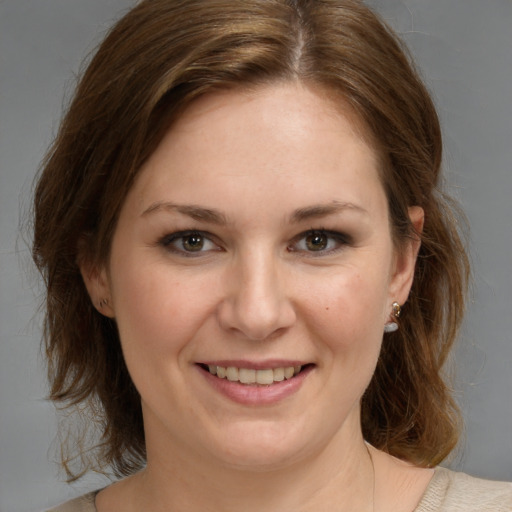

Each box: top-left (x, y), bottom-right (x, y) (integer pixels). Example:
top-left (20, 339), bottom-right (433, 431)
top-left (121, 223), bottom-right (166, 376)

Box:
top-left (325, 307), bottom-right (330, 311)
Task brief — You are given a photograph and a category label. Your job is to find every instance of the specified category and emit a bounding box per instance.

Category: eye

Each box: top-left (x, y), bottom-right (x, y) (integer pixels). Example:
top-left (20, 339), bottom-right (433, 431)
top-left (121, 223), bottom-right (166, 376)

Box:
top-left (160, 230), bottom-right (220, 256)
top-left (289, 229), bottom-right (349, 255)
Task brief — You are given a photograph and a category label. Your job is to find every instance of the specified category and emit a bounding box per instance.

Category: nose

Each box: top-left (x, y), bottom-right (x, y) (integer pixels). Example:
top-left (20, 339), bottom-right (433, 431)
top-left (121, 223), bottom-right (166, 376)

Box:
top-left (216, 250), bottom-right (296, 341)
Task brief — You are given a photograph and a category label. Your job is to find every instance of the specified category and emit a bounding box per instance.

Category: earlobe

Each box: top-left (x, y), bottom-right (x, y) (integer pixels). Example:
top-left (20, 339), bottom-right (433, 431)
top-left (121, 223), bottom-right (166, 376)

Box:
top-left (78, 257), bottom-right (115, 318)
top-left (390, 206), bottom-right (424, 305)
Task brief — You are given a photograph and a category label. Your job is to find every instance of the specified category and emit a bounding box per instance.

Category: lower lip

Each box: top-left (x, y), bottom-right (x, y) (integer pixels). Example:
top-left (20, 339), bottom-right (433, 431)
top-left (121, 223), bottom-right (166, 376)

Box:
top-left (197, 365), bottom-right (314, 405)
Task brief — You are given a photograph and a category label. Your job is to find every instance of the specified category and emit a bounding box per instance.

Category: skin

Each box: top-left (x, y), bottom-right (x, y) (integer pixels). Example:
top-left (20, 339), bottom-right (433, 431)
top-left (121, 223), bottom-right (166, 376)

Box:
top-left (82, 82), bottom-right (431, 511)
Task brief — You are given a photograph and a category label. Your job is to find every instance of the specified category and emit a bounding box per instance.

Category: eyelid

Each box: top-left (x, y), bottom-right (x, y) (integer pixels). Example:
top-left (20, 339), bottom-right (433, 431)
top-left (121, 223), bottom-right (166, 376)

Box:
top-left (288, 229), bottom-right (351, 255)
top-left (157, 228), bottom-right (351, 257)
top-left (159, 229), bottom-right (222, 256)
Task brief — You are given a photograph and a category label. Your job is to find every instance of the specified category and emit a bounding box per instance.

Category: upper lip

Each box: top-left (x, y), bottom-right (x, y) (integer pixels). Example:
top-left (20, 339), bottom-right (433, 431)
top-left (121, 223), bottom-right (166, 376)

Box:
top-left (197, 359), bottom-right (311, 370)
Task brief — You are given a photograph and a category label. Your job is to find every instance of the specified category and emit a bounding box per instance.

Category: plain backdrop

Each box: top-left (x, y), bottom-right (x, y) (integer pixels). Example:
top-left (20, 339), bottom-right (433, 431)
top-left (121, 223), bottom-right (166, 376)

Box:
top-left (1, 1), bottom-right (511, 510)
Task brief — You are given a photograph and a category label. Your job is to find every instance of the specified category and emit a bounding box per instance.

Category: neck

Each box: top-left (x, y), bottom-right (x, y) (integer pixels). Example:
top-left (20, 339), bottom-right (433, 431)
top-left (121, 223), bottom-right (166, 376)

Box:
top-left (133, 418), bottom-right (374, 512)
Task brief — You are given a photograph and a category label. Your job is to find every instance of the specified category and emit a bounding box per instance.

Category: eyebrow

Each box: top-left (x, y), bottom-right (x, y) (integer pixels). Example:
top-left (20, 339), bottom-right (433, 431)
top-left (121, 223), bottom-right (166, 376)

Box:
top-left (141, 202), bottom-right (228, 224)
top-left (290, 201), bottom-right (369, 223)
top-left (141, 200), bottom-right (368, 224)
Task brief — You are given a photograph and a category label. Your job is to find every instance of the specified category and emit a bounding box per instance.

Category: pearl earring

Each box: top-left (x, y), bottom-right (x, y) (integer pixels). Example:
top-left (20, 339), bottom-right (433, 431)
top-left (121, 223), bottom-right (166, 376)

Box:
top-left (384, 302), bottom-right (401, 333)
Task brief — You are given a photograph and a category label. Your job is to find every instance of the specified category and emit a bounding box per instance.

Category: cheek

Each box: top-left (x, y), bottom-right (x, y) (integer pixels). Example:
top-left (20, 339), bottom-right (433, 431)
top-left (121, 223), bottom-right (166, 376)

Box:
top-left (303, 268), bottom-right (389, 353)
top-left (110, 257), bottom-right (216, 358)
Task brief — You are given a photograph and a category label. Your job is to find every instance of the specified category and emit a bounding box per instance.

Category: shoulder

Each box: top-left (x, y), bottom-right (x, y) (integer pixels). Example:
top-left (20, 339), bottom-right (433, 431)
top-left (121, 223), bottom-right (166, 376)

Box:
top-left (415, 467), bottom-right (512, 512)
top-left (46, 492), bottom-right (97, 512)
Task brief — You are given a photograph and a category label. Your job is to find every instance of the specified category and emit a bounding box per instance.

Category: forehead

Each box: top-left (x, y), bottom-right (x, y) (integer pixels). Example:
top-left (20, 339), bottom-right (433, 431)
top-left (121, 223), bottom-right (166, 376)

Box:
top-left (169, 82), bottom-right (375, 153)
top-left (127, 82), bottom-right (385, 221)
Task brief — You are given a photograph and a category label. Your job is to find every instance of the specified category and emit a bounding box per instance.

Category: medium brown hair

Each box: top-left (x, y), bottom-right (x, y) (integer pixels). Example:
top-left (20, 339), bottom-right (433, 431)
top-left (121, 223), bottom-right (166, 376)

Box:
top-left (32, 0), bottom-right (469, 479)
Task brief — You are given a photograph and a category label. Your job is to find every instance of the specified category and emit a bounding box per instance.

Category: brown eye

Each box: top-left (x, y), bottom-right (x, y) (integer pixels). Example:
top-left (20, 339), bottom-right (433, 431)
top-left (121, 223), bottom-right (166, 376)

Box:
top-left (288, 229), bottom-right (349, 256)
top-left (182, 234), bottom-right (204, 251)
top-left (305, 232), bottom-right (328, 251)
top-left (160, 230), bottom-right (219, 256)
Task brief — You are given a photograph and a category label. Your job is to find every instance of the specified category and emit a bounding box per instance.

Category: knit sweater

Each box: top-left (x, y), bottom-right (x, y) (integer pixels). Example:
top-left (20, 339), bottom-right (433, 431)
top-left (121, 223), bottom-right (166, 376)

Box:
top-left (47, 467), bottom-right (512, 511)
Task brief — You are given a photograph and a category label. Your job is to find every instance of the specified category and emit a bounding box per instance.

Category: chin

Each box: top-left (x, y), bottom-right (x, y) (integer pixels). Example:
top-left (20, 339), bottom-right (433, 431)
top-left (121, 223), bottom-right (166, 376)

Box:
top-left (203, 419), bottom-right (321, 471)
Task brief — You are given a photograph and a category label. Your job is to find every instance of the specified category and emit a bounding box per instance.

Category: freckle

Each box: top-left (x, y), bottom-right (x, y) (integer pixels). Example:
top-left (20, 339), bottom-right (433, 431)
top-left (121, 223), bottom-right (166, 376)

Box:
top-left (325, 307), bottom-right (330, 311)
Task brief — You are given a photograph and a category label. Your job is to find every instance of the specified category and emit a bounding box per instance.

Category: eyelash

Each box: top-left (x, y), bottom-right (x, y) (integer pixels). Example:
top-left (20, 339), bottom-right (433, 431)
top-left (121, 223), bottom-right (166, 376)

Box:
top-left (288, 229), bottom-right (351, 256)
top-left (158, 229), bottom-right (351, 257)
top-left (159, 230), bottom-right (221, 257)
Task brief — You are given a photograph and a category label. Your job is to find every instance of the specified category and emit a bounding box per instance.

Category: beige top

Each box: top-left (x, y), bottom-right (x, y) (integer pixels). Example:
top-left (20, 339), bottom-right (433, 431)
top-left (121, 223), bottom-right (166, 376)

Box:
top-left (47, 467), bottom-right (512, 511)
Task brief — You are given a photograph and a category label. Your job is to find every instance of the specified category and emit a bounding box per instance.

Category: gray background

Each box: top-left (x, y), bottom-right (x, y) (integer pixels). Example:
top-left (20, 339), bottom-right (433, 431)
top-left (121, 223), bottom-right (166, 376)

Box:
top-left (1, 1), bottom-right (511, 510)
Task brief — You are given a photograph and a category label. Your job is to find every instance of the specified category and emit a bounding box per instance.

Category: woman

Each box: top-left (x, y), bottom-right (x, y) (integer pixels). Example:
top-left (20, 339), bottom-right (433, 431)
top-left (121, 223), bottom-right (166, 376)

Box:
top-left (32, 0), bottom-right (511, 510)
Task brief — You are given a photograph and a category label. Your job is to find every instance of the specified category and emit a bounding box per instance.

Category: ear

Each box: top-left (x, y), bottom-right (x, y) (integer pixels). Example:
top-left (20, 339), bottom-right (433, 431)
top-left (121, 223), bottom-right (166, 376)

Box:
top-left (388, 206), bottom-right (424, 306)
top-left (78, 251), bottom-right (115, 319)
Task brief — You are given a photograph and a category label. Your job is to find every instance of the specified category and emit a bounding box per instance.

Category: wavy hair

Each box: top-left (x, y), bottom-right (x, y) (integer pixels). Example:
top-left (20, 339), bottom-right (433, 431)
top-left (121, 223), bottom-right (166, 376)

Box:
top-left (32, 0), bottom-right (469, 479)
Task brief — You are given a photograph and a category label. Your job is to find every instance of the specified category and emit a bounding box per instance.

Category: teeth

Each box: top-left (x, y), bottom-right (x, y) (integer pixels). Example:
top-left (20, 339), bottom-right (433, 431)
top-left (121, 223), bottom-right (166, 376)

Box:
top-left (284, 367), bottom-right (294, 379)
top-left (226, 367), bottom-right (239, 381)
top-left (256, 369), bottom-right (274, 385)
top-left (239, 368), bottom-right (256, 384)
top-left (208, 365), bottom-right (302, 384)
top-left (273, 367), bottom-right (285, 382)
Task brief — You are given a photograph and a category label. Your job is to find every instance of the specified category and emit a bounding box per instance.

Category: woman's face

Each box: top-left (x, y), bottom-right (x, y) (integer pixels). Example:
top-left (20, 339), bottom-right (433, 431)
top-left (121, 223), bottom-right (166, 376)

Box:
top-left (88, 82), bottom-right (420, 470)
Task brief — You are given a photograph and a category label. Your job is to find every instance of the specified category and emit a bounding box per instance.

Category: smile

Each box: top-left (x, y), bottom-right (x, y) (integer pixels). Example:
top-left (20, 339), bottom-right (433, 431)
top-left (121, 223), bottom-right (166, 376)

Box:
top-left (207, 365), bottom-right (302, 385)
top-left (197, 362), bottom-right (314, 405)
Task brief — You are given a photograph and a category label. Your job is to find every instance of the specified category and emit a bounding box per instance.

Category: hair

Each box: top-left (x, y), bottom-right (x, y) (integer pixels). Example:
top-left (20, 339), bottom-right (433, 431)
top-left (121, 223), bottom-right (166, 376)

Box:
top-left (32, 0), bottom-right (469, 479)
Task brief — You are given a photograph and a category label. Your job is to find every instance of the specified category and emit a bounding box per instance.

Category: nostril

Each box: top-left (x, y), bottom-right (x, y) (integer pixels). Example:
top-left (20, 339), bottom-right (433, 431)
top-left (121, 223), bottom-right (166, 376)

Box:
top-left (215, 275), bottom-right (296, 341)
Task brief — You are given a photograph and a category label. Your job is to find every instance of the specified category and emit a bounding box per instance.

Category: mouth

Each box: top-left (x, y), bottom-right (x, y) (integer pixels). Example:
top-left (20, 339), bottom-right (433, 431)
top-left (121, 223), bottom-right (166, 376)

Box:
top-left (197, 363), bottom-right (313, 386)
